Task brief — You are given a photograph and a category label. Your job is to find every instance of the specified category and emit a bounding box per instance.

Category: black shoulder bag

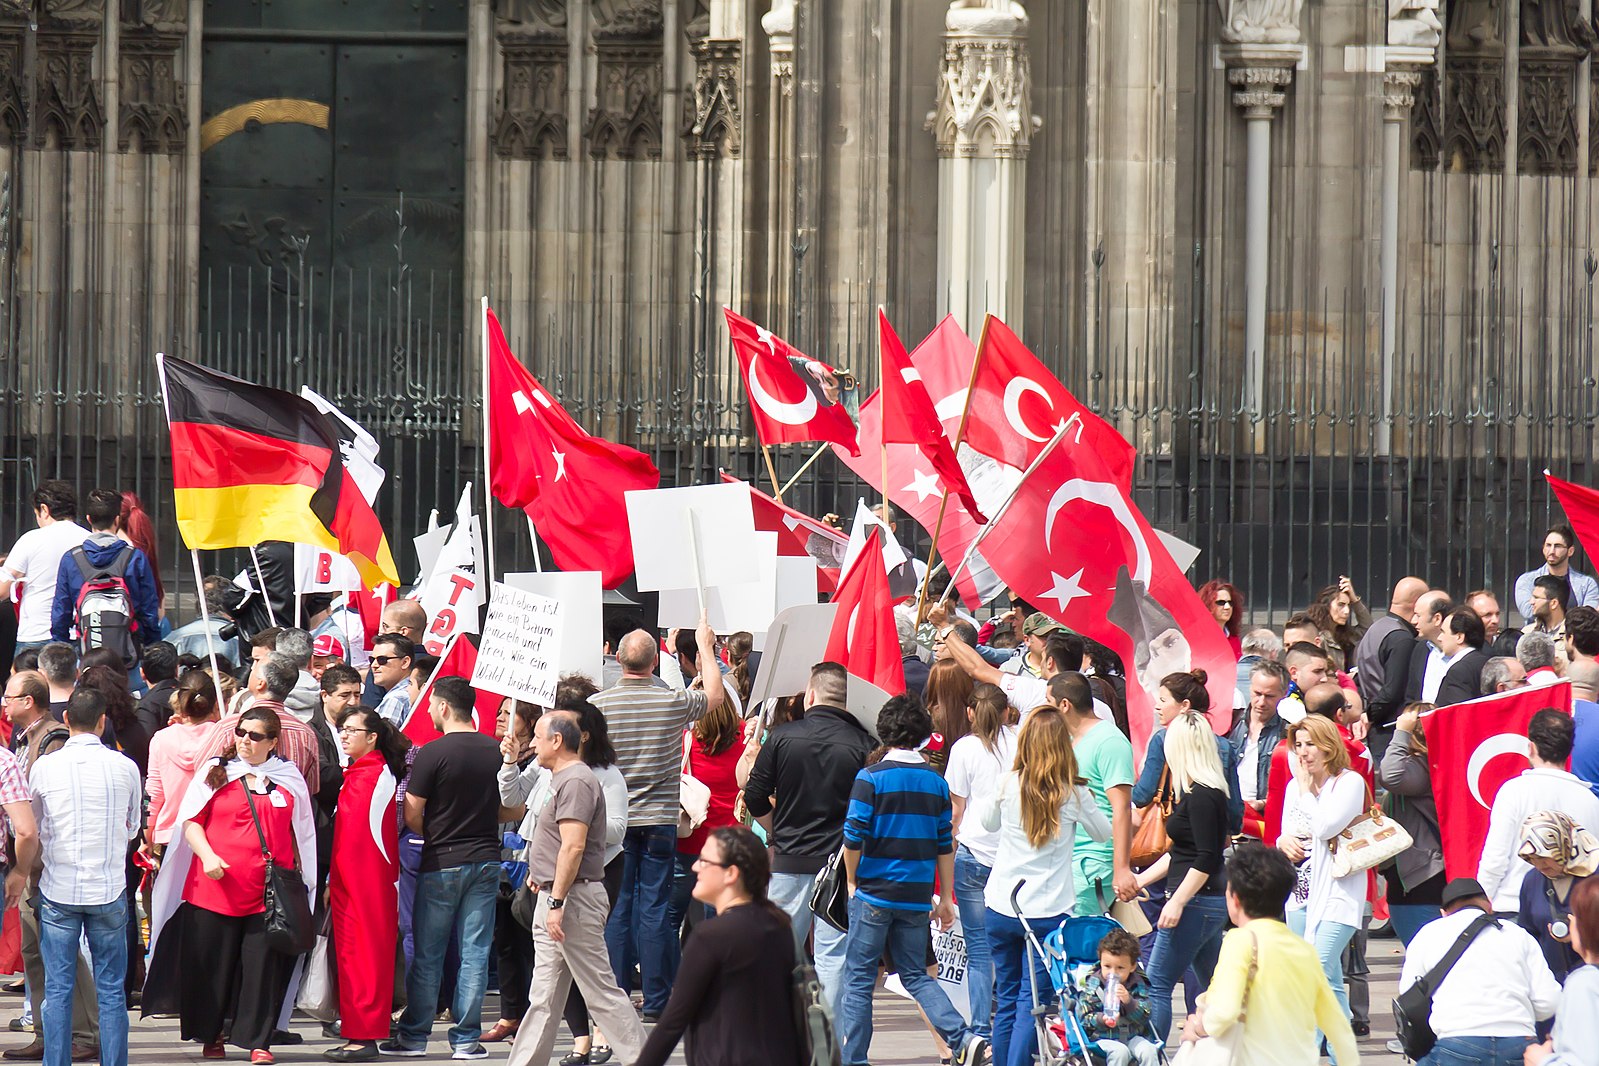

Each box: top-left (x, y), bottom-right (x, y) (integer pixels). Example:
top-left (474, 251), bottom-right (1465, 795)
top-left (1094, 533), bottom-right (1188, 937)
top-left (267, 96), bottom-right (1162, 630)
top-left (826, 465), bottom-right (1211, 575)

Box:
top-left (241, 779), bottom-right (315, 956)
top-left (1392, 911), bottom-right (1498, 1060)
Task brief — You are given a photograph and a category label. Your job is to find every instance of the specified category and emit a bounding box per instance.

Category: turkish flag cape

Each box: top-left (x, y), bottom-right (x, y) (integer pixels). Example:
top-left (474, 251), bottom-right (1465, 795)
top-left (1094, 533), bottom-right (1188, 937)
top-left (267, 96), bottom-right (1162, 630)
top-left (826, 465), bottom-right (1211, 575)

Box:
top-left (877, 310), bottom-right (984, 523)
top-left (327, 750), bottom-right (398, 1040)
top-left (1424, 682), bottom-right (1573, 879)
top-left (718, 472), bottom-right (846, 592)
top-left (402, 633), bottom-right (505, 747)
top-left (979, 442), bottom-right (1235, 762)
top-left (484, 307), bottom-right (660, 586)
top-left (824, 528), bottom-right (906, 697)
top-left (725, 308), bottom-right (861, 456)
top-left (832, 318), bottom-right (1004, 609)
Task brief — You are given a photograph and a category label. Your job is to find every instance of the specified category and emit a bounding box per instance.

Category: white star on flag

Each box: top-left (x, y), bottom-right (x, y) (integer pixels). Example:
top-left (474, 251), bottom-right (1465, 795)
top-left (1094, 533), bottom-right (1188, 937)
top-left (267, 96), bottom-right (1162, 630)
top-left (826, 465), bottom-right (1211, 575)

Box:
top-left (1037, 569), bottom-right (1090, 612)
top-left (756, 326), bottom-right (778, 356)
top-left (551, 449), bottom-right (567, 481)
top-left (513, 390), bottom-right (534, 415)
top-left (903, 469), bottom-right (941, 503)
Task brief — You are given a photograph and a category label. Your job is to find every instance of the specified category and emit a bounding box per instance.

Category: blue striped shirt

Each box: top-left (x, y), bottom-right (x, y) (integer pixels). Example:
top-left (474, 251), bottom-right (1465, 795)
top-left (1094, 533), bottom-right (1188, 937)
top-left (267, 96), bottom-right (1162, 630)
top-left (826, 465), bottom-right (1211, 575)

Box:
top-left (842, 751), bottom-right (952, 910)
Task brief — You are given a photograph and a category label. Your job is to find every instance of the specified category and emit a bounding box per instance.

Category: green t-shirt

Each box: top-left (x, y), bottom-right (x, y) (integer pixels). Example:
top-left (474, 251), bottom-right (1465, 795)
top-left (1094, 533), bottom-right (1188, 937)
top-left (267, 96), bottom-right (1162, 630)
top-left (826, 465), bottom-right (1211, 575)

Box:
top-left (1072, 719), bottom-right (1134, 870)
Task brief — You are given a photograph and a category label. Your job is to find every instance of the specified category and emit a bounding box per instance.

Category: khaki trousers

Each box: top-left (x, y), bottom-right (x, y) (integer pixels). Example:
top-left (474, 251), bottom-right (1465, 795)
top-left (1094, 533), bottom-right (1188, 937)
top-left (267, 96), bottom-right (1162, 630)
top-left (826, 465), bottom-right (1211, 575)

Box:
top-left (20, 896), bottom-right (98, 1043)
top-left (504, 882), bottom-right (645, 1066)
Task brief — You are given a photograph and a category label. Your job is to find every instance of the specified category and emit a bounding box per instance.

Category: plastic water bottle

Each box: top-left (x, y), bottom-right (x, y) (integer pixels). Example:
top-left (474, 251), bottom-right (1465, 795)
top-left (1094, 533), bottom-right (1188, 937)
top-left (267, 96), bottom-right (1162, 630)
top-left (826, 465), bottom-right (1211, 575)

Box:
top-left (1103, 974), bottom-right (1122, 1023)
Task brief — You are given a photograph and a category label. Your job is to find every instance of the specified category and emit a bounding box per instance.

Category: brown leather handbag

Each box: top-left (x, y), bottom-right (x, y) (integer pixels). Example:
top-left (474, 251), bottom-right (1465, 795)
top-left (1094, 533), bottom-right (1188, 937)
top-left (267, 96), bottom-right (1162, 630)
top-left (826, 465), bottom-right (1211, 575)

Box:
top-left (1130, 765), bottom-right (1173, 870)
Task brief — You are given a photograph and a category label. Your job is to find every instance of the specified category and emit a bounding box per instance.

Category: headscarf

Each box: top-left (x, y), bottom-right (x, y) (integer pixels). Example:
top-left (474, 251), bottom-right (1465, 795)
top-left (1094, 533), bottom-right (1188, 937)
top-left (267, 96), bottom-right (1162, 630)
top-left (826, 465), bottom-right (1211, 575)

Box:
top-left (1518, 810), bottom-right (1599, 877)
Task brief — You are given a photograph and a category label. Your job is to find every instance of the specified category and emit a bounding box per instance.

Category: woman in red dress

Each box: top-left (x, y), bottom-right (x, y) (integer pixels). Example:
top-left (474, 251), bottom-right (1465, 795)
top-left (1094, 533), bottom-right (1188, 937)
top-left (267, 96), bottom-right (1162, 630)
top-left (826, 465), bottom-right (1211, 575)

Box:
top-left (323, 706), bottom-right (408, 1063)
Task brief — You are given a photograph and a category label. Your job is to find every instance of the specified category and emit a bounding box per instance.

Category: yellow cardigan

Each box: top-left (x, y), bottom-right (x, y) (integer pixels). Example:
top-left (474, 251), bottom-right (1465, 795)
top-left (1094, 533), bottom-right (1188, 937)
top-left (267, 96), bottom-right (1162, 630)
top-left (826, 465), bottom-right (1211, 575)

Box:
top-left (1198, 919), bottom-right (1360, 1065)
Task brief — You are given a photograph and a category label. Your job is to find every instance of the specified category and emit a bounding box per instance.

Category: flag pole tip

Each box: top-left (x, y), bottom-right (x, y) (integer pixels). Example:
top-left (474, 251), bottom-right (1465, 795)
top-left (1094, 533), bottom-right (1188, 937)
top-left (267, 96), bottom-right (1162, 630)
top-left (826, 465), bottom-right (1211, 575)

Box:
top-left (1545, 468), bottom-right (1554, 477)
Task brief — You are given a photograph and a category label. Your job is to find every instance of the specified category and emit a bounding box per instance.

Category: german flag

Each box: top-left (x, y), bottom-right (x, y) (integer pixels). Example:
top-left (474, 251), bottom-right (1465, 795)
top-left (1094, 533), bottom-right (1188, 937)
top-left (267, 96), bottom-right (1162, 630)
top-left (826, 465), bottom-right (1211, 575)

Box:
top-left (157, 354), bottom-right (401, 588)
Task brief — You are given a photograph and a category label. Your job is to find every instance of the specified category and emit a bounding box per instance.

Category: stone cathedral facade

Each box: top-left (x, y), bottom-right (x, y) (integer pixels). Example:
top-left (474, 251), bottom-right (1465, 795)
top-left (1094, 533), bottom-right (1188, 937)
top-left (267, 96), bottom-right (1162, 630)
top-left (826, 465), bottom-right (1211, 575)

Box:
top-left (0, 0), bottom-right (1588, 464)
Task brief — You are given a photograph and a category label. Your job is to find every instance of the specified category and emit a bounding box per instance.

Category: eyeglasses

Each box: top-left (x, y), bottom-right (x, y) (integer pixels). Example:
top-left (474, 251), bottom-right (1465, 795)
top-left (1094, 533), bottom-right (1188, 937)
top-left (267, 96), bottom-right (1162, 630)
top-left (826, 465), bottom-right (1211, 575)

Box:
top-left (692, 855), bottom-right (733, 869)
top-left (337, 727), bottom-right (374, 737)
top-left (234, 727), bottom-right (276, 743)
top-left (0, 695), bottom-right (24, 703)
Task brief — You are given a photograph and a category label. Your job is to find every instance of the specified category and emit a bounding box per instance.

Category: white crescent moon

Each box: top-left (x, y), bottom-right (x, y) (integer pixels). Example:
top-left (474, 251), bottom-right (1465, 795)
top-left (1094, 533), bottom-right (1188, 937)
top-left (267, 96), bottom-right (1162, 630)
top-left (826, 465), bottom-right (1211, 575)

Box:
top-left (934, 388), bottom-right (968, 423)
top-left (1004, 377), bottom-right (1055, 443)
top-left (1466, 733), bottom-right (1530, 809)
top-left (1042, 479), bottom-right (1152, 585)
top-left (368, 767), bottom-right (398, 864)
top-left (748, 355), bottom-right (819, 426)
top-left (846, 604), bottom-right (862, 653)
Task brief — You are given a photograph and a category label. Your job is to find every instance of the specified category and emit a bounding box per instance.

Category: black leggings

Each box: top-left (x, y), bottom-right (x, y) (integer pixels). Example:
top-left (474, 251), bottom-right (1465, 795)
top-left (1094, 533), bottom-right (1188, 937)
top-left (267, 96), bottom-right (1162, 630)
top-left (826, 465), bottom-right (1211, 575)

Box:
top-left (495, 889), bottom-right (536, 1019)
top-left (563, 855), bottom-right (624, 1039)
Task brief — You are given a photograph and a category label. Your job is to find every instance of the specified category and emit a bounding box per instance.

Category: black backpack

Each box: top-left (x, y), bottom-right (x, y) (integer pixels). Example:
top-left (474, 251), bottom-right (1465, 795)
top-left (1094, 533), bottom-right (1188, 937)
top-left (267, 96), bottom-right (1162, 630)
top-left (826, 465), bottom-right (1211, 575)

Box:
top-left (1392, 911), bottom-right (1498, 1060)
top-left (69, 544), bottom-right (139, 666)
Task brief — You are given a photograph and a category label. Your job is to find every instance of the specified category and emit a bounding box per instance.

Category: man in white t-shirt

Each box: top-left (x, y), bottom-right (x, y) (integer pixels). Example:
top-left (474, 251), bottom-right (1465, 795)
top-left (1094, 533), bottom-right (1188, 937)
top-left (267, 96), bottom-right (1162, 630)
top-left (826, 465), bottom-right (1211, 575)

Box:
top-left (0, 481), bottom-right (88, 650)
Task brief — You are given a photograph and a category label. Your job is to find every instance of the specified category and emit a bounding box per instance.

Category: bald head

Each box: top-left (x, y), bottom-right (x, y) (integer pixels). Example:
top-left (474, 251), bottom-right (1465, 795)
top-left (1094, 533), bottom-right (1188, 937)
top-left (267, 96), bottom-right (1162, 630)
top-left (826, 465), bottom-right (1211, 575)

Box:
top-left (1391, 577), bottom-right (1429, 617)
top-left (381, 599), bottom-right (427, 641)
top-left (1304, 681), bottom-right (1349, 723)
top-left (1568, 659), bottom-right (1599, 702)
top-left (617, 630), bottom-right (659, 674)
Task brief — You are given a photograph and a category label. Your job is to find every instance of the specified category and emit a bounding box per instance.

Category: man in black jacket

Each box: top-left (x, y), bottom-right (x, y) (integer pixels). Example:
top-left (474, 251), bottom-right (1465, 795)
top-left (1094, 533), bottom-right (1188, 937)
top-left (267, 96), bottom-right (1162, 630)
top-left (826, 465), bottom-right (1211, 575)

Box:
top-left (1354, 579), bottom-right (1428, 762)
top-left (743, 660), bottom-right (875, 1011)
top-left (1435, 606), bottom-right (1491, 707)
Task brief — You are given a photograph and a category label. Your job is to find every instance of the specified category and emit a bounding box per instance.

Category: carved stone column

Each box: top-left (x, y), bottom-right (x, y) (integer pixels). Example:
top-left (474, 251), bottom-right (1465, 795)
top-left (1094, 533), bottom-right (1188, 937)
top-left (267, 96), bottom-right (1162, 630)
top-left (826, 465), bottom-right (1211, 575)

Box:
top-left (928, 1), bottom-right (1036, 330)
top-left (760, 0), bottom-right (793, 325)
top-left (1219, 11), bottom-right (1302, 411)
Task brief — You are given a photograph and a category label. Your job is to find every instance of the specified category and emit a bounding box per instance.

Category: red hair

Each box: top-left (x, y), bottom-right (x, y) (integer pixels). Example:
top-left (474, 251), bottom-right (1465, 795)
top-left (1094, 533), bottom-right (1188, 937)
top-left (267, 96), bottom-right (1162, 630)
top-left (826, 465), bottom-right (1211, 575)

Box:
top-left (1197, 580), bottom-right (1244, 639)
top-left (117, 492), bottom-right (163, 604)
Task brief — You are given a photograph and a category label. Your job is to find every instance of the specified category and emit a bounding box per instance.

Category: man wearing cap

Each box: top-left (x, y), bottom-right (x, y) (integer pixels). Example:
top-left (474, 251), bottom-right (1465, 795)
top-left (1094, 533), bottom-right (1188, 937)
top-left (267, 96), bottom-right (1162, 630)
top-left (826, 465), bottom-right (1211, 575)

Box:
top-left (309, 633), bottom-right (346, 680)
top-left (1000, 612), bottom-right (1067, 678)
top-left (1397, 877), bottom-right (1559, 1064)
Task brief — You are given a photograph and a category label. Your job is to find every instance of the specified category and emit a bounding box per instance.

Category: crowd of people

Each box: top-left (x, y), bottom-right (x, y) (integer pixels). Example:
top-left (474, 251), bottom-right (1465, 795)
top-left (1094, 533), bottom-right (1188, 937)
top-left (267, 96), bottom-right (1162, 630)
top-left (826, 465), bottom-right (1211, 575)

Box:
top-left (1, 479), bottom-right (1598, 1066)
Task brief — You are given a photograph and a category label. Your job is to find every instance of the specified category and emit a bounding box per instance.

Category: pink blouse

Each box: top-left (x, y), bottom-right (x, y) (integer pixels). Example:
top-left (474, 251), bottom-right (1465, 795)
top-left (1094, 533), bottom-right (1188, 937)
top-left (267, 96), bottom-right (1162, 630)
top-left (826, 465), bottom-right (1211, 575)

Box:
top-left (145, 721), bottom-right (216, 844)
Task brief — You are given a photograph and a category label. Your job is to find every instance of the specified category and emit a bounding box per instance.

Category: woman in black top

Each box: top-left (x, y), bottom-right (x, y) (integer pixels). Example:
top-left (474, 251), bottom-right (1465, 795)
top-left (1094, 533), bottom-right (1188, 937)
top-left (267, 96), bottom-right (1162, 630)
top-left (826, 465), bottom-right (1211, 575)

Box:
top-left (1138, 687), bottom-right (1233, 1042)
top-left (635, 826), bottom-right (803, 1066)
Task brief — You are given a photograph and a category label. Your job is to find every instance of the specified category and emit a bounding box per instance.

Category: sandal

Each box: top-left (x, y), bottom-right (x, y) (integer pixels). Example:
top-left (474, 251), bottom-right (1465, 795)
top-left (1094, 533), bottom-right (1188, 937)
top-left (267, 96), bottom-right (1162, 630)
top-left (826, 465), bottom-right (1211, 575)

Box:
top-left (481, 1020), bottom-right (520, 1043)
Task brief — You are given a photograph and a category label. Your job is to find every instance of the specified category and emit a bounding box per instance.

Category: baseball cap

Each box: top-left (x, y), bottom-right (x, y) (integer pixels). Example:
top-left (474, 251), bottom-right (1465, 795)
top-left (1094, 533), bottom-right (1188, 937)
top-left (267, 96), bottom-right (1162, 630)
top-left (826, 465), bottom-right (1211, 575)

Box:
top-left (1022, 612), bottom-right (1067, 638)
top-left (1440, 877), bottom-right (1490, 909)
top-left (311, 634), bottom-right (346, 660)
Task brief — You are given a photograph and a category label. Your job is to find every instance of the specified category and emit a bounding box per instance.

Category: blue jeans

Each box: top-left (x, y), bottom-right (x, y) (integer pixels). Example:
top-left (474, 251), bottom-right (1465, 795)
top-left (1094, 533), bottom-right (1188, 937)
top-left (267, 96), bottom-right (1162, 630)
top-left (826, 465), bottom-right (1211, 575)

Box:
top-left (986, 908), bottom-right (1064, 1066)
top-left (38, 893), bottom-right (128, 1066)
top-left (953, 847), bottom-right (994, 1038)
top-left (395, 862), bottom-right (499, 1051)
top-left (1421, 1036), bottom-right (1534, 1066)
top-left (1147, 893), bottom-right (1229, 1041)
top-left (769, 869), bottom-right (848, 1011)
top-left (604, 824), bottom-right (679, 1013)
top-left (666, 851), bottom-right (711, 948)
top-left (1309, 919), bottom-right (1358, 1064)
top-left (838, 897), bottom-right (975, 1066)
top-left (1388, 904), bottom-right (1437, 946)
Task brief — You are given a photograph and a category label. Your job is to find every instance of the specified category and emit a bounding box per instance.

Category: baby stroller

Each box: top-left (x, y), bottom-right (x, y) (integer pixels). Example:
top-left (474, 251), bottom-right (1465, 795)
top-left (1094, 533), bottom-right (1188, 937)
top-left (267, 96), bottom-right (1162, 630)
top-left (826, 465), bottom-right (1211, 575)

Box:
top-left (1012, 884), bottom-right (1166, 1066)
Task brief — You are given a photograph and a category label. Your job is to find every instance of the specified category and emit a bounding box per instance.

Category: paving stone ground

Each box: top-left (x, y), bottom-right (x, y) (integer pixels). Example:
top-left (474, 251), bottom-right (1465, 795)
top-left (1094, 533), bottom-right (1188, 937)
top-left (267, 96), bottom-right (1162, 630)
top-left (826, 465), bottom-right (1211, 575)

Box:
top-left (58, 934), bottom-right (1409, 1064)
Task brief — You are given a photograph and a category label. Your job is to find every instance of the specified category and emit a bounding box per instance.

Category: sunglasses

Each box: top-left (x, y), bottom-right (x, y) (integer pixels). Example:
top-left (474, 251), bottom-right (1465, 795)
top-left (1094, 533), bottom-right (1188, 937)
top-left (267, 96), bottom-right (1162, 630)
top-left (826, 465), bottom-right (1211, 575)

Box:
top-left (370, 655), bottom-right (403, 666)
top-left (693, 855), bottom-right (733, 869)
top-left (1214, 599), bottom-right (1233, 607)
top-left (234, 727), bottom-right (276, 743)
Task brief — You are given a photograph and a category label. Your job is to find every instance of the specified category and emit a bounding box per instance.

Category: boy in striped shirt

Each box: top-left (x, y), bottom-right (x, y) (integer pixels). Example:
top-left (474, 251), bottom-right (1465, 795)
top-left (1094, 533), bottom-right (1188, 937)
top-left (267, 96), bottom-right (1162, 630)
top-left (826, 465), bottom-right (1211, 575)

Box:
top-left (838, 694), bottom-right (988, 1066)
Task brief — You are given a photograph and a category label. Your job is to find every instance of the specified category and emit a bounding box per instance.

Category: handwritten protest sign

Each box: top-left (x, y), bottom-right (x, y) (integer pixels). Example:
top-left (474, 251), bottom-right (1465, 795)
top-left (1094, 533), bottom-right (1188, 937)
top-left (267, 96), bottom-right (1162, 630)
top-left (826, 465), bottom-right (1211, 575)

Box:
top-left (471, 583), bottom-right (563, 705)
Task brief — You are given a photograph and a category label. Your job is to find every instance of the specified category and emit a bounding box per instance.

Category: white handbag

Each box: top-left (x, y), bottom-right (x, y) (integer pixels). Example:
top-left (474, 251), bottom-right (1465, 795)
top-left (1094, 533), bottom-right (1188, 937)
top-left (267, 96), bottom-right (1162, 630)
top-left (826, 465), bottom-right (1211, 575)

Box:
top-left (1172, 928), bottom-right (1257, 1066)
top-left (677, 730), bottom-right (712, 838)
top-left (1328, 782), bottom-right (1413, 879)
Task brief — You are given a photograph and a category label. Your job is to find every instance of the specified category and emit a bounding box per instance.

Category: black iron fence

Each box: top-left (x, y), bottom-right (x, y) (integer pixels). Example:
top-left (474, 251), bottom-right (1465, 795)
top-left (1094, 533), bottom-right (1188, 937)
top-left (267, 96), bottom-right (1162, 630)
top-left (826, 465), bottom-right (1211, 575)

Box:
top-left (1, 263), bottom-right (1594, 628)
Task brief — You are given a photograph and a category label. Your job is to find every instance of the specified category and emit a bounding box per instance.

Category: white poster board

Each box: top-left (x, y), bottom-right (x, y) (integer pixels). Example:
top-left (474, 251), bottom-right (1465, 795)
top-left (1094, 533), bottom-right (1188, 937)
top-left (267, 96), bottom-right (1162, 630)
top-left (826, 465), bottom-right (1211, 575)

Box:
top-left (747, 602), bottom-right (838, 707)
top-left (471, 583), bottom-right (563, 705)
top-left (505, 571), bottom-right (604, 685)
top-left (753, 555), bottom-right (821, 651)
top-left (411, 524), bottom-right (450, 588)
top-left (658, 532), bottom-right (780, 633)
top-left (625, 483), bottom-right (758, 593)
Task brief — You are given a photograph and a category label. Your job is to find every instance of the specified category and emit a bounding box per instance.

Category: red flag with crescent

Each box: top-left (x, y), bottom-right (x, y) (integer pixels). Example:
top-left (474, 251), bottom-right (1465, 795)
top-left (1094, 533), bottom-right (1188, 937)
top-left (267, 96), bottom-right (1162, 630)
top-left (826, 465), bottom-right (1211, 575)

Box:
top-left (718, 473), bottom-right (846, 592)
top-left (877, 310), bottom-right (985, 523)
top-left (725, 308), bottom-right (861, 456)
top-left (402, 634), bottom-right (503, 746)
top-left (979, 444), bottom-right (1235, 762)
top-left (1425, 682), bottom-right (1573, 879)
top-left (823, 528), bottom-right (905, 696)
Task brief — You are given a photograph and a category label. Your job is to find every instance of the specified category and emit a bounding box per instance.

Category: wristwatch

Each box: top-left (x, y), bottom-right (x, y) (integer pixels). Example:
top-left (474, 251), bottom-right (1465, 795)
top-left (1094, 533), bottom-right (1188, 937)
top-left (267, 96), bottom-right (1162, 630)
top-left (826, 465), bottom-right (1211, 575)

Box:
top-left (547, 897), bottom-right (565, 910)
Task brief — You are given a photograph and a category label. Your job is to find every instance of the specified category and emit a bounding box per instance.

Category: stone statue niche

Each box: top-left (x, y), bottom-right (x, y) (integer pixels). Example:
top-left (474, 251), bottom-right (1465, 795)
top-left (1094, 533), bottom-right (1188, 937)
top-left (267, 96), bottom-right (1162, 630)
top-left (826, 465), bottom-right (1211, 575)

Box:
top-left (1217, 0), bottom-right (1304, 44)
top-left (1446, 0), bottom-right (1503, 50)
top-left (1389, 0), bottom-right (1442, 48)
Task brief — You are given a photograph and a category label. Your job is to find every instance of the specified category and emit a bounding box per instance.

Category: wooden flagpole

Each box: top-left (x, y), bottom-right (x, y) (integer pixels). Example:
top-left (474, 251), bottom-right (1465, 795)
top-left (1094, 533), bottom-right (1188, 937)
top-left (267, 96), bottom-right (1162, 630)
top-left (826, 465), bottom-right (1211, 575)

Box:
top-left (760, 442), bottom-right (785, 505)
top-left (779, 442), bottom-right (831, 496)
top-left (915, 313), bottom-right (991, 623)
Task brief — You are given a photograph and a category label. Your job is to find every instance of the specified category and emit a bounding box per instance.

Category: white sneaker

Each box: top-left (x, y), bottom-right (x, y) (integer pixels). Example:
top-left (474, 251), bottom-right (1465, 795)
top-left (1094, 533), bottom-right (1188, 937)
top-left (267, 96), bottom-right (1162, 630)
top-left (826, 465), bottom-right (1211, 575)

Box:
top-left (452, 1046), bottom-right (489, 1061)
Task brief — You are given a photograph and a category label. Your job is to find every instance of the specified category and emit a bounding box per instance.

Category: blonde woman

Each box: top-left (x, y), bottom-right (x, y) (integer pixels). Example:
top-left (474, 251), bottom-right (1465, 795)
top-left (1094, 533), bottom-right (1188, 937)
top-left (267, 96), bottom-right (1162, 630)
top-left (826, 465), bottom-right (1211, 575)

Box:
top-left (1283, 713), bottom-right (1365, 1042)
top-left (978, 704), bottom-right (1111, 1066)
top-left (1142, 704), bottom-right (1233, 1041)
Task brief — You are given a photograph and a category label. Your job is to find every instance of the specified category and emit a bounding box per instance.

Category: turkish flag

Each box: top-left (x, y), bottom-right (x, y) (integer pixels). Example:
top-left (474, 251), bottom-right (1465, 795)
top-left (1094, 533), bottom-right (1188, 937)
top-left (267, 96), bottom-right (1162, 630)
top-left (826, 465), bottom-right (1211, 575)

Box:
top-left (958, 317), bottom-right (1135, 487)
top-left (1425, 682), bottom-right (1573, 879)
top-left (878, 311), bottom-right (984, 523)
top-left (403, 633), bottom-right (505, 747)
top-left (979, 444), bottom-right (1236, 762)
top-left (833, 317), bottom-right (1007, 609)
top-left (824, 528), bottom-right (906, 697)
top-left (718, 473), bottom-right (846, 592)
top-left (725, 308), bottom-right (861, 456)
top-left (484, 306), bottom-right (660, 587)
top-left (1548, 474), bottom-right (1599, 568)
top-left (349, 584), bottom-right (395, 651)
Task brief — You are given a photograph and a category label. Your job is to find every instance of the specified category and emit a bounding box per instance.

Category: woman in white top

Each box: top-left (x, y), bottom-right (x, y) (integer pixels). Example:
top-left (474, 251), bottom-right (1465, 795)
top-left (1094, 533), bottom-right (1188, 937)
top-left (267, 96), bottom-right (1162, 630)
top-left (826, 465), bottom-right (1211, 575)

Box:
top-left (945, 683), bottom-right (1017, 1041)
top-left (1283, 714), bottom-right (1365, 1034)
top-left (978, 705), bottom-right (1111, 1066)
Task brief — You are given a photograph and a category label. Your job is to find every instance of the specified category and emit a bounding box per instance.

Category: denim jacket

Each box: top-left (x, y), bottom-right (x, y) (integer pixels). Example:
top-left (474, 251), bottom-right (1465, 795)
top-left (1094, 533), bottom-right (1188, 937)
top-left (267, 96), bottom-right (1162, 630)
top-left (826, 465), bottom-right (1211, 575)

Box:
top-left (1226, 709), bottom-right (1285, 809)
top-left (1132, 728), bottom-right (1244, 836)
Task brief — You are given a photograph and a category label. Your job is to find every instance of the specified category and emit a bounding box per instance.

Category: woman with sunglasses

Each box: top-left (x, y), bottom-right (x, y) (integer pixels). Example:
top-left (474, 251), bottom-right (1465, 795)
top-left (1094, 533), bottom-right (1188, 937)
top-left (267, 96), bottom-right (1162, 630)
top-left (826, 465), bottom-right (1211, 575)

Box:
top-left (142, 706), bottom-right (316, 1066)
top-left (1515, 810), bottom-right (1599, 984)
top-left (634, 826), bottom-right (802, 1066)
top-left (325, 706), bottom-right (410, 1062)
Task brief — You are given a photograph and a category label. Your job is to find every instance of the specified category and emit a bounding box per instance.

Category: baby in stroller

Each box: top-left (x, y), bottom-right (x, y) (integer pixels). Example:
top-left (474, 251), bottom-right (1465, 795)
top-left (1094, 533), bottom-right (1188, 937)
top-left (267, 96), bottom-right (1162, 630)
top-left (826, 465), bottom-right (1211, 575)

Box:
top-left (1072, 929), bottom-right (1159, 1066)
